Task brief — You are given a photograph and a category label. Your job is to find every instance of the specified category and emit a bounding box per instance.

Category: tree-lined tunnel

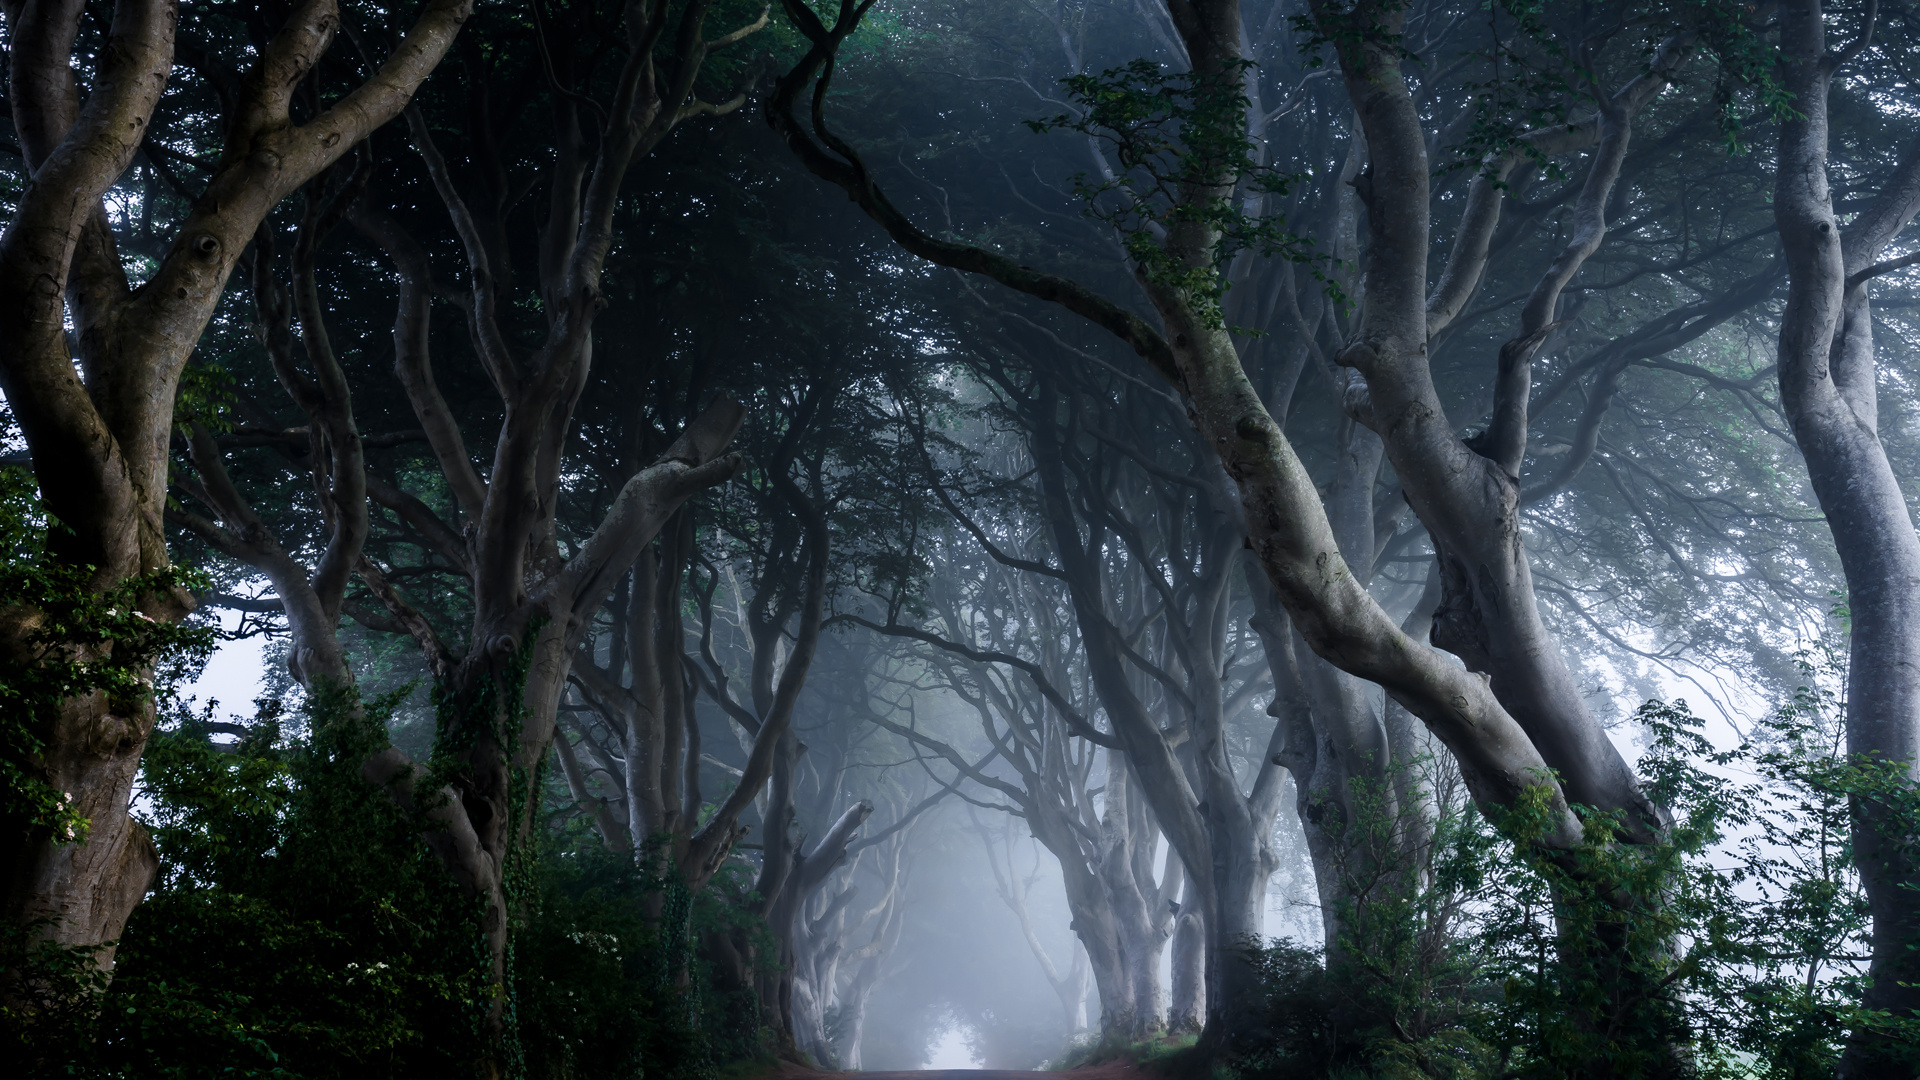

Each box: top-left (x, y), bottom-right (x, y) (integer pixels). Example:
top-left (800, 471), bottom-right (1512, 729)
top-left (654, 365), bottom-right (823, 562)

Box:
top-left (3, 0), bottom-right (1918, 1077)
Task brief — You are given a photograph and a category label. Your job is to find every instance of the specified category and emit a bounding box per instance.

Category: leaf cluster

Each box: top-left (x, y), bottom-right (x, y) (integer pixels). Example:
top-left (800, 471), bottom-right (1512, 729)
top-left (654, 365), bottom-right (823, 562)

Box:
top-left (0, 467), bottom-right (214, 846)
top-left (1028, 58), bottom-right (1327, 325)
top-left (1241, 677), bottom-right (1920, 1080)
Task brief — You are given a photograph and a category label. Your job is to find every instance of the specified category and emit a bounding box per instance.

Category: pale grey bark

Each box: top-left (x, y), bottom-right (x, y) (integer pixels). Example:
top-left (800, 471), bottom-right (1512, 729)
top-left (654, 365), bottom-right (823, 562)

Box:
top-left (1773, 1), bottom-right (1920, 1069)
top-left (1308, 0), bottom-right (1694, 842)
top-left (555, 450), bottom-right (821, 894)
top-left (836, 834), bottom-right (916, 1069)
top-left (799, 810), bottom-right (927, 1066)
top-left (1167, 880), bottom-right (1206, 1034)
top-left (765, 797), bottom-right (874, 1058)
top-left (553, 717), bottom-right (629, 852)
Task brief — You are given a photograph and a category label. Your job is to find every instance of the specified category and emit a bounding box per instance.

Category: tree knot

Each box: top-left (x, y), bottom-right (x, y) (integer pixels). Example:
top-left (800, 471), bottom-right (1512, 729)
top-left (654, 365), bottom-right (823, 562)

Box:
top-left (1235, 414), bottom-right (1274, 444)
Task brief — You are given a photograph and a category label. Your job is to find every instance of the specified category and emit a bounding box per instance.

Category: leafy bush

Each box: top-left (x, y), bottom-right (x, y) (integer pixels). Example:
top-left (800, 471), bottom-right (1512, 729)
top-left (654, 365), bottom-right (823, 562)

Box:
top-left (1240, 670), bottom-right (1920, 1080)
top-left (0, 464), bottom-right (214, 845)
top-left (94, 686), bottom-right (489, 1078)
top-left (4, 677), bottom-right (774, 1079)
top-left (516, 832), bottom-right (753, 1080)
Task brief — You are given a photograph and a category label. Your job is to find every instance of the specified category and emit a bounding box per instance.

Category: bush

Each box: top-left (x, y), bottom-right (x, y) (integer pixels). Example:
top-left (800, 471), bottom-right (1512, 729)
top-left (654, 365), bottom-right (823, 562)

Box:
top-left (3, 681), bottom-right (776, 1079)
top-left (1239, 678), bottom-right (1920, 1080)
top-left (516, 834), bottom-right (724, 1080)
top-left (94, 687), bottom-right (489, 1078)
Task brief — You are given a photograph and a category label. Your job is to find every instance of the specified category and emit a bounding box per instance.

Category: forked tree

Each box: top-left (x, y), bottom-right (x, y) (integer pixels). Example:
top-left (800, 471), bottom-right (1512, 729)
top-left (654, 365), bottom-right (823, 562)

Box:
top-left (1773, 0), bottom-right (1920, 1068)
top-left (0, 0), bottom-right (473, 961)
top-left (334, 3), bottom-right (768, 1064)
top-left (766, 0), bottom-right (1748, 1060)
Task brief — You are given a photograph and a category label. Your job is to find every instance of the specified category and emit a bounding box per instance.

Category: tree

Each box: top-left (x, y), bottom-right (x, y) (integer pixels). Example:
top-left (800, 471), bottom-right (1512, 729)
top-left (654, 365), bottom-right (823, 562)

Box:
top-left (857, 528), bottom-right (1184, 1040)
top-left (169, 147), bottom-right (391, 695)
top-left (769, 0), bottom-right (1592, 1050)
top-left (545, 273), bottom-right (948, 1054)
top-left (975, 815), bottom-right (1094, 1035)
top-left (0, 0), bottom-right (474, 960)
top-left (817, 811), bottom-right (922, 1068)
top-left (291, 4), bottom-right (768, 1065)
top-left (1772, 0), bottom-right (1920, 1068)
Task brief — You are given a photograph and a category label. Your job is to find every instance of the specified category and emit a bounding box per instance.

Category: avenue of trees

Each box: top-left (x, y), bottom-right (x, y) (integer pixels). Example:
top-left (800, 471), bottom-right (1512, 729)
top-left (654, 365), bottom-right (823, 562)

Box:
top-left (2, 0), bottom-right (1919, 1077)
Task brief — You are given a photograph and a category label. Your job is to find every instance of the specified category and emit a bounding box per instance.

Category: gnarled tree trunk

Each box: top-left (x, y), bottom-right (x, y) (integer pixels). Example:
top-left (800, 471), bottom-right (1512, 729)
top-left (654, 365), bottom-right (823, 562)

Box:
top-left (0, 0), bottom-right (474, 960)
top-left (1773, 2), bottom-right (1920, 1070)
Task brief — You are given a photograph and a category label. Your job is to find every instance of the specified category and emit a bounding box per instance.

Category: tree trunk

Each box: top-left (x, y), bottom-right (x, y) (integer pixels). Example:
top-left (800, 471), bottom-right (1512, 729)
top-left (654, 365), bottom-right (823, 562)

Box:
top-left (835, 830), bottom-right (915, 1070)
top-left (361, 408), bottom-right (744, 1076)
top-left (1080, 915), bottom-right (1141, 1040)
top-left (1028, 761), bottom-right (1156, 1041)
top-left (1251, 612), bottom-right (1340, 947)
top-left (436, 619), bottom-right (573, 1062)
top-left (0, 0), bottom-right (474, 962)
top-left (1773, 3), bottom-right (1920, 1071)
top-left (1201, 778), bottom-right (1282, 1052)
top-left (1167, 893), bottom-right (1206, 1034)
top-left (758, 790), bottom-right (872, 1058)
top-left (1, 687), bottom-right (159, 958)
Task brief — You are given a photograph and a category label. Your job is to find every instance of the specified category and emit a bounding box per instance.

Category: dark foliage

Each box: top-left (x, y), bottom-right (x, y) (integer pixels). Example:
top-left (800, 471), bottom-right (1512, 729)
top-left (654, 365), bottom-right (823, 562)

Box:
top-left (1237, 688), bottom-right (1920, 1080)
top-left (2, 684), bottom-right (769, 1078)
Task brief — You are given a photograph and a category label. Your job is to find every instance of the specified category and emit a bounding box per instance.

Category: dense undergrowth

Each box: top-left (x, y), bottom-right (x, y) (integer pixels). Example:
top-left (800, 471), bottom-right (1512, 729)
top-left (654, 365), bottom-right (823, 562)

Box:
top-left (7, 644), bottom-right (1919, 1079)
top-left (1038, 668), bottom-right (1920, 1080)
top-left (4, 467), bottom-right (1917, 1078)
top-left (1231, 683), bottom-right (1920, 1080)
top-left (1, 684), bottom-right (772, 1079)
top-left (5, 466), bottom-right (1904, 1080)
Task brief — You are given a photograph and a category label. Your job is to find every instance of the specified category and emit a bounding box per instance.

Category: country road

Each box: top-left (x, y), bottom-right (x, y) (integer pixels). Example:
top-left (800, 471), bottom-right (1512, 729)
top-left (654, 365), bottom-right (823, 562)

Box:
top-left (766, 1063), bottom-right (1154, 1080)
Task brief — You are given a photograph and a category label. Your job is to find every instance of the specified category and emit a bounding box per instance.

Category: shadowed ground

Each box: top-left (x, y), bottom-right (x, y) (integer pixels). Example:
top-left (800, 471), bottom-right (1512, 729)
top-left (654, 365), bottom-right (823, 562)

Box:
top-left (855, 1073), bottom-right (1138, 1080)
top-left (766, 1063), bottom-right (1150, 1080)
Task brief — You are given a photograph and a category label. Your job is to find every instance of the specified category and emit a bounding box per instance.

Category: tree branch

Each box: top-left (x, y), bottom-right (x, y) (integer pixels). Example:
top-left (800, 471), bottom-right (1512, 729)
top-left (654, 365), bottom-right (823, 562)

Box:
top-left (766, 0), bottom-right (1179, 384)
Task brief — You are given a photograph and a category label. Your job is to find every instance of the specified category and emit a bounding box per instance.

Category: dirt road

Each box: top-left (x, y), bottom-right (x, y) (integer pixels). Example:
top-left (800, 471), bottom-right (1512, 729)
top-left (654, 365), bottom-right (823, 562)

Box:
top-left (765, 1063), bottom-right (1152, 1080)
top-left (851, 1073), bottom-right (1142, 1080)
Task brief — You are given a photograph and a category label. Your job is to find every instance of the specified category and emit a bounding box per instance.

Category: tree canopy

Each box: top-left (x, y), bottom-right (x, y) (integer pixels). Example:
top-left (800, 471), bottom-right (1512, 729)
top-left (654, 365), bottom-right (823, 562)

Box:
top-left (3, 0), bottom-right (1920, 1077)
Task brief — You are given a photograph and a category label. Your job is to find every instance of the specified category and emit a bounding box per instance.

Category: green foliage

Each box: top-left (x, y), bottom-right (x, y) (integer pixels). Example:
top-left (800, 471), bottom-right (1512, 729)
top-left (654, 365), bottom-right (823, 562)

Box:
top-left (1240, 674), bottom-right (1920, 1079)
top-left (1428, 0), bottom-right (1791, 175)
top-left (1027, 59), bottom-right (1327, 325)
top-left (3, 687), bottom-right (488, 1076)
top-left (686, 858), bottom-right (782, 1066)
top-left (1240, 760), bottom-right (1505, 1080)
top-left (516, 832), bottom-right (772, 1080)
top-left (1666, 0), bottom-right (1796, 154)
top-left (3, 675), bottom-right (776, 1078)
top-left (1050, 1030), bottom-right (1200, 1071)
top-left (0, 465), bottom-right (214, 845)
top-left (1701, 649), bottom-right (1920, 1076)
top-left (1442, 0), bottom-right (1582, 184)
top-left (172, 362), bottom-right (239, 436)
top-left (517, 842), bottom-right (665, 1080)
top-left (114, 685), bottom-right (487, 1077)
top-left (0, 919), bottom-right (114, 1070)
top-left (1474, 726), bottom-right (1719, 1078)
top-left (103, 889), bottom-right (470, 1077)
top-left (139, 699), bottom-right (292, 891)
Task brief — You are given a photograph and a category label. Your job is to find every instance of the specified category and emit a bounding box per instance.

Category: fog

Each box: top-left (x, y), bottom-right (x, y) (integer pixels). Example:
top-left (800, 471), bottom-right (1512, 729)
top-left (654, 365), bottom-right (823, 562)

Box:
top-left (7, 0), bottom-right (1920, 1075)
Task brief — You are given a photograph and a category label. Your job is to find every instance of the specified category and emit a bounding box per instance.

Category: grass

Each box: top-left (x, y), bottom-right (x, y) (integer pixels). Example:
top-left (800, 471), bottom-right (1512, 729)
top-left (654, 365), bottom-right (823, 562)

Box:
top-left (1047, 1030), bottom-right (1201, 1071)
